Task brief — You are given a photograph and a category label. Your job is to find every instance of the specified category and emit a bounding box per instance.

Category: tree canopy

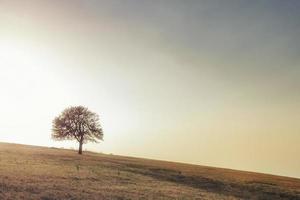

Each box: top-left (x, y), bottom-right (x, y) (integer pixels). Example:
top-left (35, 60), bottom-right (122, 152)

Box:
top-left (52, 106), bottom-right (103, 154)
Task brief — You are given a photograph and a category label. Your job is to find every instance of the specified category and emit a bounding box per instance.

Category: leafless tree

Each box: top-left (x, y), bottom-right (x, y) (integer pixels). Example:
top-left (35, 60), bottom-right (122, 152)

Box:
top-left (52, 106), bottom-right (103, 154)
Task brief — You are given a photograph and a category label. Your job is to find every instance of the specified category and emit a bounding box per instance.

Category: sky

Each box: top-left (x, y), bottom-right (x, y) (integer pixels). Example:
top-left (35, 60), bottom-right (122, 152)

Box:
top-left (0, 0), bottom-right (300, 178)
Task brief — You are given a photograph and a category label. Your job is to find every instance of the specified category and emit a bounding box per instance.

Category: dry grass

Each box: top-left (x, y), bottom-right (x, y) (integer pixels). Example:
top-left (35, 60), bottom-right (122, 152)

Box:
top-left (0, 142), bottom-right (299, 200)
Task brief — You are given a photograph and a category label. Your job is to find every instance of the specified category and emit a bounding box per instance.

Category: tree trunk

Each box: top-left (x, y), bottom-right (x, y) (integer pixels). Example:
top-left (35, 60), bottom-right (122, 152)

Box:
top-left (78, 141), bottom-right (83, 154)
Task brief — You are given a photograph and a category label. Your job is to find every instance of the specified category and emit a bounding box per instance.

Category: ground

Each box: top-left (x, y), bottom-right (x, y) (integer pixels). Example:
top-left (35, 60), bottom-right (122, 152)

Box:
top-left (0, 142), bottom-right (299, 200)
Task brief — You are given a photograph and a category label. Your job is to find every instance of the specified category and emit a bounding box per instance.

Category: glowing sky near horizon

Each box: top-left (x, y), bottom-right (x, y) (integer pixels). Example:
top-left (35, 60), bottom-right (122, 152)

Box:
top-left (0, 0), bottom-right (300, 178)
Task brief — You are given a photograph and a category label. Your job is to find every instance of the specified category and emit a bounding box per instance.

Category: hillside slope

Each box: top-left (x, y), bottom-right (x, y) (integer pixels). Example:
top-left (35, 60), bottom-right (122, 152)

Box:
top-left (0, 142), bottom-right (299, 200)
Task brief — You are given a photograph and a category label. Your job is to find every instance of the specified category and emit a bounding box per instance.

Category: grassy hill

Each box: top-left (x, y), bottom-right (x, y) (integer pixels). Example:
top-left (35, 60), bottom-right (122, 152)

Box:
top-left (0, 142), bottom-right (299, 200)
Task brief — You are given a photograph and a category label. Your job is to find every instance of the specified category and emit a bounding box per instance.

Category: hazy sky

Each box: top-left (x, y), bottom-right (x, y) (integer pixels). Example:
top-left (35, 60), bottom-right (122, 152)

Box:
top-left (0, 0), bottom-right (300, 178)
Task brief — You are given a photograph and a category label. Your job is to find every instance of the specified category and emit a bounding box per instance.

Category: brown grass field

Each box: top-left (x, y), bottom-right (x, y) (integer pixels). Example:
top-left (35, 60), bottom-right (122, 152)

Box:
top-left (0, 142), bottom-right (299, 200)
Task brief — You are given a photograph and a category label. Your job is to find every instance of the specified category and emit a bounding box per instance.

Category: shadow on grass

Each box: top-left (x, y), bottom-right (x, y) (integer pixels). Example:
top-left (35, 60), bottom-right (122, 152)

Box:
top-left (120, 164), bottom-right (300, 200)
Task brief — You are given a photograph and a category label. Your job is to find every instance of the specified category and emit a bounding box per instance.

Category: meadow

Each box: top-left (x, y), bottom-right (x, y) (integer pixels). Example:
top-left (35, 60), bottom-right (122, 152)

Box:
top-left (0, 142), bottom-right (299, 200)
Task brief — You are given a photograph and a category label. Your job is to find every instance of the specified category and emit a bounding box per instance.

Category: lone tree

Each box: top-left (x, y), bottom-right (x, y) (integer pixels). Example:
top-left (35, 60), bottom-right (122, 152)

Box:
top-left (52, 106), bottom-right (103, 154)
